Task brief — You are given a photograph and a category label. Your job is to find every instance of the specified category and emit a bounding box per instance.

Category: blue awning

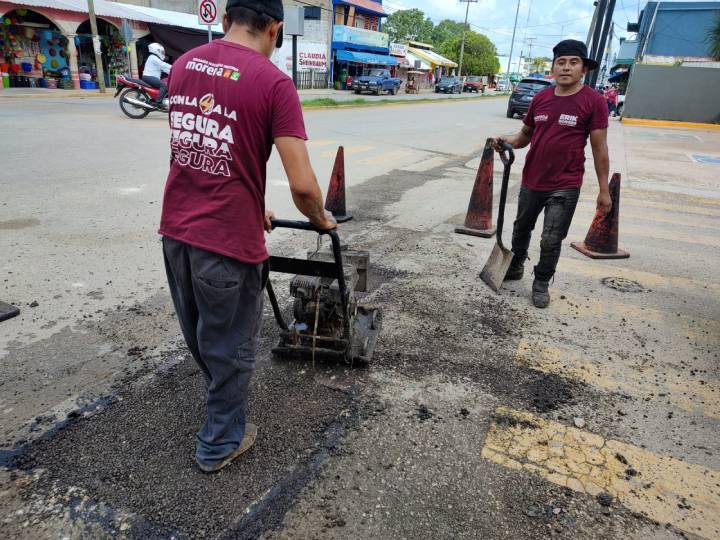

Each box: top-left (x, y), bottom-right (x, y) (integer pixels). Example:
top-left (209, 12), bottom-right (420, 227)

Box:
top-left (336, 50), bottom-right (397, 66)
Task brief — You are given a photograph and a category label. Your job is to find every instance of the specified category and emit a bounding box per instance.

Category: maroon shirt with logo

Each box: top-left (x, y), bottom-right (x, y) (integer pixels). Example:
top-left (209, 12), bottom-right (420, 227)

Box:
top-left (159, 40), bottom-right (307, 264)
top-left (521, 85), bottom-right (608, 191)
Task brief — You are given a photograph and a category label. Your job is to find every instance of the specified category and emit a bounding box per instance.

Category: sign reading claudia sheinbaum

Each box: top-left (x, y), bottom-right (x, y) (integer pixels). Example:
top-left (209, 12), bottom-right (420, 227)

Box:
top-left (198, 0), bottom-right (218, 25)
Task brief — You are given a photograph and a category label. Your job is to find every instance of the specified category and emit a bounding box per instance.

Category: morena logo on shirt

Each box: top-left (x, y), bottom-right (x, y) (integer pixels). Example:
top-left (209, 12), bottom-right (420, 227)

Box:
top-left (185, 57), bottom-right (241, 82)
top-left (558, 114), bottom-right (578, 127)
top-left (534, 114), bottom-right (548, 122)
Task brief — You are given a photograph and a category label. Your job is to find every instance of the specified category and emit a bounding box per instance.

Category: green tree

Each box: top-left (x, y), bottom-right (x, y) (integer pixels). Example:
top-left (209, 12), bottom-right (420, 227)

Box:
top-left (530, 56), bottom-right (551, 73)
top-left (707, 14), bottom-right (720, 60)
top-left (438, 31), bottom-right (500, 76)
top-left (383, 8), bottom-right (434, 44)
top-left (431, 19), bottom-right (468, 46)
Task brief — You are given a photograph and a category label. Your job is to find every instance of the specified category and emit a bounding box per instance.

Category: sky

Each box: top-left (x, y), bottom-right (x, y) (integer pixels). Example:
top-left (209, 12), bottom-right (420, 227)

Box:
top-left (381, 0), bottom-right (649, 60)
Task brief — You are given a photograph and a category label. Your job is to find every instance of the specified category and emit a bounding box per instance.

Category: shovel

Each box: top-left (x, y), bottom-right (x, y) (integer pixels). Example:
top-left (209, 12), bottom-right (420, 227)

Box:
top-left (480, 142), bottom-right (515, 292)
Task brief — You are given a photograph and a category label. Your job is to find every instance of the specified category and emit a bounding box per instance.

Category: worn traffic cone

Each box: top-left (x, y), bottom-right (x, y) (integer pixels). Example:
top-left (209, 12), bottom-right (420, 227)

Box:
top-left (571, 173), bottom-right (630, 259)
top-left (455, 138), bottom-right (496, 238)
top-left (324, 146), bottom-right (353, 223)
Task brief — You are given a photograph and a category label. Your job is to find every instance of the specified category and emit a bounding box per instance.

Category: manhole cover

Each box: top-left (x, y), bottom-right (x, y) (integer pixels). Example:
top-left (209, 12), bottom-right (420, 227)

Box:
top-left (601, 277), bottom-right (645, 293)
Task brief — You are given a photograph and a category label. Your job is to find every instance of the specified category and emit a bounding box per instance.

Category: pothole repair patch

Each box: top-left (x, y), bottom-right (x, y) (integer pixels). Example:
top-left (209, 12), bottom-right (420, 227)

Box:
top-left (601, 277), bottom-right (646, 293)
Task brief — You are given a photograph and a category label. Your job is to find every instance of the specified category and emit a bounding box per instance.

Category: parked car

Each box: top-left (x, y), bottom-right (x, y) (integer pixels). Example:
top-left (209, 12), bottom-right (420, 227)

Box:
top-left (507, 78), bottom-right (554, 118)
top-left (352, 69), bottom-right (402, 95)
top-left (496, 79), bottom-right (511, 92)
top-left (435, 76), bottom-right (462, 94)
top-left (463, 76), bottom-right (485, 93)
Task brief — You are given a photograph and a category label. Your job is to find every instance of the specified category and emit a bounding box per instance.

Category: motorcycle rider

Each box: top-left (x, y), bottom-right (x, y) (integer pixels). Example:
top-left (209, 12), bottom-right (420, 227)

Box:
top-left (142, 43), bottom-right (171, 105)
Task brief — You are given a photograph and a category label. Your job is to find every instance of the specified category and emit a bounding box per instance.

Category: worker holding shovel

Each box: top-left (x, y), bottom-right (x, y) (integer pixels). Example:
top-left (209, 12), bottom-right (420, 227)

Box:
top-left (494, 39), bottom-right (612, 308)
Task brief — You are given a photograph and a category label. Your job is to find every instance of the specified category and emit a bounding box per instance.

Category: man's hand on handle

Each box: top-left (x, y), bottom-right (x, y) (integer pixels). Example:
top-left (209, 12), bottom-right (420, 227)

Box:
top-left (264, 210), bottom-right (275, 233)
top-left (311, 210), bottom-right (337, 231)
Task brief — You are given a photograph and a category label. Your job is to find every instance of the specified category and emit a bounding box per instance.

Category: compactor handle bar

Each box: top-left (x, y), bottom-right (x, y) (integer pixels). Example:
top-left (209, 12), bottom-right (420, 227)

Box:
top-left (498, 141), bottom-right (515, 167)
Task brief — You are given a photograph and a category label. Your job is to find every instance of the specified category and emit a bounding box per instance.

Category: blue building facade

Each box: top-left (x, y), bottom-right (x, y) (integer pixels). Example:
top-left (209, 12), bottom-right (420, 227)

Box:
top-left (330, 0), bottom-right (395, 87)
top-left (633, 1), bottom-right (720, 60)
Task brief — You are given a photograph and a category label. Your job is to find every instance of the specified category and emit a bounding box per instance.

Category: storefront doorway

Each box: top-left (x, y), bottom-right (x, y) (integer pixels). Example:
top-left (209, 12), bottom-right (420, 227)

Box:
top-left (76, 18), bottom-right (129, 88)
top-left (1, 8), bottom-right (71, 89)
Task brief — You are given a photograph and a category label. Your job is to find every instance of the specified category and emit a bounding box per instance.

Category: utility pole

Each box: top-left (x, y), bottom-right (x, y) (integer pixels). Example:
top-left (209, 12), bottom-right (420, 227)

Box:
top-left (87, 0), bottom-right (106, 93)
top-left (505, 0), bottom-right (522, 87)
top-left (458, 0), bottom-right (478, 78)
top-left (586, 0), bottom-right (600, 46)
top-left (590, 0), bottom-right (616, 88)
top-left (526, 36), bottom-right (535, 73)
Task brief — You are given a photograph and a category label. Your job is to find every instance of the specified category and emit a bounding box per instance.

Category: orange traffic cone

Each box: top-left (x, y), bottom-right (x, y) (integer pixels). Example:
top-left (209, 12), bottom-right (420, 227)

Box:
top-left (455, 138), bottom-right (496, 238)
top-left (324, 146), bottom-right (353, 223)
top-left (571, 173), bottom-right (630, 259)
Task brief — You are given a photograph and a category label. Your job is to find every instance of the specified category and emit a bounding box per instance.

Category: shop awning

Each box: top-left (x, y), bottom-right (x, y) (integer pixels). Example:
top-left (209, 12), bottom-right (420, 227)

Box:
top-left (405, 51), bottom-right (431, 70)
top-left (407, 47), bottom-right (457, 68)
top-left (1, 0), bottom-right (222, 32)
top-left (336, 0), bottom-right (387, 17)
top-left (336, 49), bottom-right (397, 66)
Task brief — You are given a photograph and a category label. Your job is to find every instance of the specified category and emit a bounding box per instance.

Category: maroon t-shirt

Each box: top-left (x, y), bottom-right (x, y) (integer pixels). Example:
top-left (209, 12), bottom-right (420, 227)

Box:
top-left (159, 40), bottom-right (307, 264)
top-left (521, 85), bottom-right (608, 191)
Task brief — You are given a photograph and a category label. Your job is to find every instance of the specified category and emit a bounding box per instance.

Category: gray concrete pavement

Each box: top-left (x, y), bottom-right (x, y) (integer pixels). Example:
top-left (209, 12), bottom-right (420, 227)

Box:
top-left (0, 95), bottom-right (718, 539)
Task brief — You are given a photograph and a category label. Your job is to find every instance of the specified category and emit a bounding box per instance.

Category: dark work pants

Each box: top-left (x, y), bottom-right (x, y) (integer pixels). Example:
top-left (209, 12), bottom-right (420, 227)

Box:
top-left (162, 237), bottom-right (266, 466)
top-left (511, 186), bottom-right (580, 282)
top-left (142, 75), bottom-right (167, 102)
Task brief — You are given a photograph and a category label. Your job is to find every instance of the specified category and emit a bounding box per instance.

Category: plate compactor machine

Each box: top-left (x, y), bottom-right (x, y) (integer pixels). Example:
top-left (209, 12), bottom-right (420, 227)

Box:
top-left (265, 220), bottom-right (381, 365)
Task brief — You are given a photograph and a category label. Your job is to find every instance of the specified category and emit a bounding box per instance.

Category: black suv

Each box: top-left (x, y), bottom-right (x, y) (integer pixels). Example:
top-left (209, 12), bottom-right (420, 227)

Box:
top-left (507, 78), bottom-right (554, 118)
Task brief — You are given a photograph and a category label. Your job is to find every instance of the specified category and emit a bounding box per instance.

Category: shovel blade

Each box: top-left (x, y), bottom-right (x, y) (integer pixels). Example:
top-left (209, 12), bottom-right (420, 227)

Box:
top-left (480, 243), bottom-right (513, 292)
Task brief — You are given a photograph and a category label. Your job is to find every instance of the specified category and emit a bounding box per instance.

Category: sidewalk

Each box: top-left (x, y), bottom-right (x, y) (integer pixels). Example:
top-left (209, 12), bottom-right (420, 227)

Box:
top-left (0, 86), bottom-right (505, 102)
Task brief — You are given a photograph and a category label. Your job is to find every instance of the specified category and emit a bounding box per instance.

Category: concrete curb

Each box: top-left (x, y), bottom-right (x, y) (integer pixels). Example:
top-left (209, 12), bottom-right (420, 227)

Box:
top-left (0, 91), bottom-right (114, 100)
top-left (621, 117), bottom-right (720, 130)
top-left (302, 94), bottom-right (510, 110)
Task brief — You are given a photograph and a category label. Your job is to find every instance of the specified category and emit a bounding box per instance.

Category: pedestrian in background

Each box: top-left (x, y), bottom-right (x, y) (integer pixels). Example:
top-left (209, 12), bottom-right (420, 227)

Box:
top-left (494, 39), bottom-right (611, 308)
top-left (605, 85), bottom-right (618, 117)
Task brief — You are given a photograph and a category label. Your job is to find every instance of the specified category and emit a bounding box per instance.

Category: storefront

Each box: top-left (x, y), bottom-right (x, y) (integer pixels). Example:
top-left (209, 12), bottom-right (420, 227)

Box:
top-left (331, 23), bottom-right (396, 89)
top-left (75, 18), bottom-right (129, 88)
top-left (0, 8), bottom-right (73, 88)
top-left (407, 41), bottom-right (457, 83)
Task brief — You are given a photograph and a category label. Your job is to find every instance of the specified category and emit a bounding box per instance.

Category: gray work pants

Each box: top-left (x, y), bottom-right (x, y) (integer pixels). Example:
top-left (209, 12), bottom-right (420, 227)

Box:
top-left (162, 237), bottom-right (266, 467)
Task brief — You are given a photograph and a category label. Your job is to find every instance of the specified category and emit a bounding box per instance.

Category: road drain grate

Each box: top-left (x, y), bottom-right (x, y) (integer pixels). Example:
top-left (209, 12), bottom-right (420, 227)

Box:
top-left (601, 277), bottom-right (646, 293)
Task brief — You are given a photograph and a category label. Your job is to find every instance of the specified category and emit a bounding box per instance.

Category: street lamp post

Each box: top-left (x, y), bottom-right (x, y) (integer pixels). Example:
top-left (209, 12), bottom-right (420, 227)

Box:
top-left (505, 0), bottom-right (522, 88)
top-left (458, 0), bottom-right (478, 78)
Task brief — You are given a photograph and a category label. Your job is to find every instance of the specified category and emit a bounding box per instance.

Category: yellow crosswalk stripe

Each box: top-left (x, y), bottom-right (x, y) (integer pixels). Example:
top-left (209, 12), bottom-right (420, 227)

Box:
top-left (574, 201), bottom-right (720, 229)
top-left (320, 144), bottom-right (373, 158)
top-left (513, 338), bottom-right (720, 419)
top-left (354, 149), bottom-right (416, 166)
top-left (620, 198), bottom-right (720, 217)
top-left (306, 139), bottom-right (338, 147)
top-left (482, 407), bottom-right (720, 539)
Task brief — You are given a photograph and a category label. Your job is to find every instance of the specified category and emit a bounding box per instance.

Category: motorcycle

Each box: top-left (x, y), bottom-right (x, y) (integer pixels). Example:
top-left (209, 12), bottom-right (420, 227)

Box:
top-left (114, 74), bottom-right (168, 119)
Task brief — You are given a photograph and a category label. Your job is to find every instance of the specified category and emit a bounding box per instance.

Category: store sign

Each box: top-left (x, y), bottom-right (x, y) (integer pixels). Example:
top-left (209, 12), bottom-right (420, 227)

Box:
top-left (271, 41), bottom-right (329, 75)
top-left (332, 25), bottom-right (389, 50)
top-left (389, 43), bottom-right (407, 57)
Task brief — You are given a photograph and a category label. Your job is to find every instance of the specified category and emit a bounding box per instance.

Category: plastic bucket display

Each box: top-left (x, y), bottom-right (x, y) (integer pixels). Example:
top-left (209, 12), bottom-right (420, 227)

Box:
top-left (2, 73), bottom-right (9, 88)
top-left (79, 80), bottom-right (97, 90)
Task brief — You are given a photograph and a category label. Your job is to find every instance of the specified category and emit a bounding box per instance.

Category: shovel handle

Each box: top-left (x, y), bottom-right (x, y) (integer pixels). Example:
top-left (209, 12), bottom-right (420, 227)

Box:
top-left (498, 142), bottom-right (515, 167)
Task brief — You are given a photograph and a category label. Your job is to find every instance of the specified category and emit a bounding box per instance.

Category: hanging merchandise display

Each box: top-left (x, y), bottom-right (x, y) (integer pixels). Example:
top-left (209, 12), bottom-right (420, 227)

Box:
top-left (0, 12), bottom-right (70, 89)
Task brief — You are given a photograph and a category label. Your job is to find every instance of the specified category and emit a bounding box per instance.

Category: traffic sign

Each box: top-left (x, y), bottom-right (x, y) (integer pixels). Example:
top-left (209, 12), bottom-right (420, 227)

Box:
top-left (198, 0), bottom-right (218, 26)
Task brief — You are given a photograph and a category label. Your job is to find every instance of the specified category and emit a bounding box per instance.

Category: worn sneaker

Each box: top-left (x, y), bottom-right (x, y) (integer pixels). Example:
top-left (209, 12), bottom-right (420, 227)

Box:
top-left (196, 423), bottom-right (258, 473)
top-left (532, 279), bottom-right (550, 308)
top-left (505, 264), bottom-right (524, 281)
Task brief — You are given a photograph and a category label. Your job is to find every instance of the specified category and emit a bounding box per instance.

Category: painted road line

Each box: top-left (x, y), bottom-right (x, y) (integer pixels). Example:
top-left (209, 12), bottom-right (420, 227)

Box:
top-left (620, 198), bottom-right (720, 217)
top-left (513, 338), bottom-right (720, 419)
top-left (621, 117), bottom-right (720, 131)
top-left (552, 292), bottom-right (720, 349)
top-left (400, 156), bottom-right (451, 172)
top-left (306, 139), bottom-right (339, 148)
top-left (623, 188), bottom-right (720, 207)
top-left (573, 201), bottom-right (720, 229)
top-left (320, 144), bottom-right (373, 158)
top-left (558, 257), bottom-right (720, 297)
top-left (353, 149), bottom-right (417, 166)
top-left (481, 407), bottom-right (720, 539)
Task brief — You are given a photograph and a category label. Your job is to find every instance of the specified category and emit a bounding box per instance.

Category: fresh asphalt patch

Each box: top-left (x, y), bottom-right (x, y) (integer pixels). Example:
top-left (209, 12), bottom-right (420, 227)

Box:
top-left (1, 156), bottom-right (682, 538)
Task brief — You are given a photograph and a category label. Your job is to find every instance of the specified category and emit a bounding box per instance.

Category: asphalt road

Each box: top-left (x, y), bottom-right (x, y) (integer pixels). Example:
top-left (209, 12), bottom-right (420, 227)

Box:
top-left (0, 94), bottom-right (719, 539)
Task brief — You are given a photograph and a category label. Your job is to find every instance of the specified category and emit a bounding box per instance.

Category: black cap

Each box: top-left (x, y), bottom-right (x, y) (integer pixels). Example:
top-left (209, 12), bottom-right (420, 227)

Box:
top-left (552, 39), bottom-right (598, 70)
top-left (225, 0), bottom-right (284, 22)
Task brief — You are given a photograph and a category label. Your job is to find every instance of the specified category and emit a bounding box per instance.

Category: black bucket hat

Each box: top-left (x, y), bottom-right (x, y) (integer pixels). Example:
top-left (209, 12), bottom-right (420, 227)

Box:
top-left (552, 39), bottom-right (598, 70)
top-left (225, 0), bottom-right (284, 47)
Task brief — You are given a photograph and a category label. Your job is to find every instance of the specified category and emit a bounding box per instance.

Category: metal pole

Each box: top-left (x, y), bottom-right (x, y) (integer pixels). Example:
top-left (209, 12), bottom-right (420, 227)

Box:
top-left (86, 0), bottom-right (106, 93)
top-left (458, 0), bottom-right (477, 78)
top-left (586, 1), bottom-right (599, 46)
top-left (208, 25), bottom-right (212, 43)
top-left (292, 34), bottom-right (298, 87)
top-left (505, 0), bottom-right (522, 87)
top-left (586, 0), bottom-right (607, 85)
top-left (590, 0), bottom-right (616, 89)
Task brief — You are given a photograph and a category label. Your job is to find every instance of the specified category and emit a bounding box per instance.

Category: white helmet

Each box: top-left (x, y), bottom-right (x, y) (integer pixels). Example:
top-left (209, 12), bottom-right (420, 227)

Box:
top-left (148, 43), bottom-right (166, 60)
